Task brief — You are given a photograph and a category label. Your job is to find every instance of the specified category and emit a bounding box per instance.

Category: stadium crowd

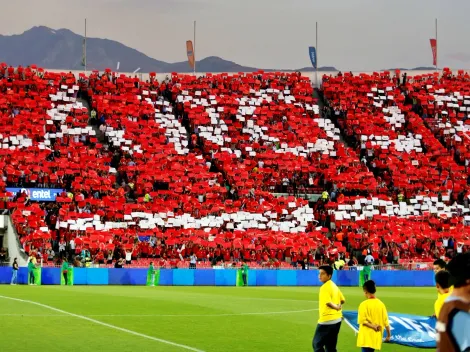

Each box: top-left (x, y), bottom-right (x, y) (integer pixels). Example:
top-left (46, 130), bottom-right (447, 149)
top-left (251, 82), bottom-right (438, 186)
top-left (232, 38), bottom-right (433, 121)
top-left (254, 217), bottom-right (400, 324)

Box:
top-left (1, 63), bottom-right (469, 269)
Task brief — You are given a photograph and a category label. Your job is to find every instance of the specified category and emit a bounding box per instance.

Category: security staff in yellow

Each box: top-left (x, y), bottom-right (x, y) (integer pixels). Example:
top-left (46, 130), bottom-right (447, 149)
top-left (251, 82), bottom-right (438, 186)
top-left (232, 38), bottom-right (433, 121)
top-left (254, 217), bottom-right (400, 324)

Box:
top-left (357, 280), bottom-right (391, 352)
top-left (313, 265), bottom-right (345, 352)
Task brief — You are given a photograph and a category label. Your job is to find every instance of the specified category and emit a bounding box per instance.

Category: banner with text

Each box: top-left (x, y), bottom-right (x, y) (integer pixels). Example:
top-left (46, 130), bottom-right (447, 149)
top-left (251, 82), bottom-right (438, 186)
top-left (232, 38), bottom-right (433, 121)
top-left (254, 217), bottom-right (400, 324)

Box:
top-left (343, 311), bottom-right (436, 349)
top-left (6, 188), bottom-right (64, 202)
top-left (186, 41), bottom-right (195, 70)
top-left (308, 46), bottom-right (317, 69)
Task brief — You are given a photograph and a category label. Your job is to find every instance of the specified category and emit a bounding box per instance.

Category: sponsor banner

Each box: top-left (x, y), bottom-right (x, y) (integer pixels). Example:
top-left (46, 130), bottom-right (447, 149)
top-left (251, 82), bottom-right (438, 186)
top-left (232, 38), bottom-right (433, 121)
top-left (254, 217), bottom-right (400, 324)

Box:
top-left (6, 188), bottom-right (64, 202)
top-left (308, 46), bottom-right (317, 69)
top-left (186, 40), bottom-right (195, 69)
top-left (343, 310), bottom-right (436, 349)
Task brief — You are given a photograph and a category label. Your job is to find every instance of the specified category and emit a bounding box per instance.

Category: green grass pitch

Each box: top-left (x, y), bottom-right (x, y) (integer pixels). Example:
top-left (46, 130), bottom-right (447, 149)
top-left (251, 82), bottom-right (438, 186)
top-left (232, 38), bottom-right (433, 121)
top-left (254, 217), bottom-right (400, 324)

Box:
top-left (0, 286), bottom-right (436, 352)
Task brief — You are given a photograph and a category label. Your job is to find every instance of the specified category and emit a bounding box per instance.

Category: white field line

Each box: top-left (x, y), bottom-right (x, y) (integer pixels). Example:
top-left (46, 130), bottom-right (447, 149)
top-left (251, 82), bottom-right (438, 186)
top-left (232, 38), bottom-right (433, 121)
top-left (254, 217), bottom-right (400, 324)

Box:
top-left (163, 294), bottom-right (318, 304)
top-left (0, 295), bottom-right (205, 352)
top-left (0, 308), bottom-right (318, 318)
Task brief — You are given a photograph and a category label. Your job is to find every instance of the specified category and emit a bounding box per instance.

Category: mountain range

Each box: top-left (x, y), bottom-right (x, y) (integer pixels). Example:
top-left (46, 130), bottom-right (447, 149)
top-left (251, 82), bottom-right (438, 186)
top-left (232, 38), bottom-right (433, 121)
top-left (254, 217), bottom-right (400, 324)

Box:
top-left (0, 26), bottom-right (434, 73)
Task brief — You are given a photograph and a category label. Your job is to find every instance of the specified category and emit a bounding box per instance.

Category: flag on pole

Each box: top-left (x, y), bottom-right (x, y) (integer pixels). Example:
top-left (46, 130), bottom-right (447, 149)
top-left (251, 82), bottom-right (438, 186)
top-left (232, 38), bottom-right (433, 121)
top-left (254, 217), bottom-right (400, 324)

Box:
top-left (308, 47), bottom-right (317, 69)
top-left (430, 39), bottom-right (437, 66)
top-left (186, 41), bottom-right (195, 70)
top-left (81, 38), bottom-right (86, 67)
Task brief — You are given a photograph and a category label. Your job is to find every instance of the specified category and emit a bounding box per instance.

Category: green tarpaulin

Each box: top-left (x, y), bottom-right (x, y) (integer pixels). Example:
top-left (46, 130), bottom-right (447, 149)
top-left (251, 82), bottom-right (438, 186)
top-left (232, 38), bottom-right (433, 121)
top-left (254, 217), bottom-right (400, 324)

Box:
top-left (32, 267), bottom-right (41, 285)
top-left (359, 267), bottom-right (372, 287)
top-left (146, 268), bottom-right (160, 286)
top-left (60, 267), bottom-right (74, 286)
top-left (236, 269), bottom-right (248, 287)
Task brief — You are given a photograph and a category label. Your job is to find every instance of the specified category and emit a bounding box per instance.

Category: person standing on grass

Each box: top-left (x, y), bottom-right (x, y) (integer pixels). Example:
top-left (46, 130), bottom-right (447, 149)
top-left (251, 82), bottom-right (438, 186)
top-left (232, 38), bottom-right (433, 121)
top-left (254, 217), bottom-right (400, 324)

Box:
top-left (356, 280), bottom-right (391, 352)
top-left (241, 261), bottom-right (248, 286)
top-left (433, 258), bottom-right (446, 273)
top-left (10, 258), bottom-right (18, 285)
top-left (62, 258), bottom-right (69, 285)
top-left (28, 257), bottom-right (36, 285)
top-left (149, 262), bottom-right (156, 286)
top-left (434, 270), bottom-right (452, 318)
top-left (189, 254), bottom-right (197, 269)
top-left (363, 262), bottom-right (372, 282)
top-left (313, 265), bottom-right (345, 352)
top-left (436, 252), bottom-right (470, 352)
top-left (433, 259), bottom-right (453, 298)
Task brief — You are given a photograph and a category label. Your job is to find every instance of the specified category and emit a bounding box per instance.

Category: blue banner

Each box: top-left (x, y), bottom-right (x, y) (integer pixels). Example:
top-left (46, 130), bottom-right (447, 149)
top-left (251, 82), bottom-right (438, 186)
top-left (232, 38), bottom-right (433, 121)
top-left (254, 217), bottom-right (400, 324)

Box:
top-left (308, 46), bottom-right (317, 69)
top-left (343, 311), bottom-right (436, 349)
top-left (6, 188), bottom-right (63, 202)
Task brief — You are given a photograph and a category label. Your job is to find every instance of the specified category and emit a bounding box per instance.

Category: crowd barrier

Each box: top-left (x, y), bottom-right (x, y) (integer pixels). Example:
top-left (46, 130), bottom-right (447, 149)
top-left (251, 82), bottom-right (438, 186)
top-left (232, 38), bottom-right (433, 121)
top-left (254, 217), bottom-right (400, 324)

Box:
top-left (0, 267), bottom-right (435, 286)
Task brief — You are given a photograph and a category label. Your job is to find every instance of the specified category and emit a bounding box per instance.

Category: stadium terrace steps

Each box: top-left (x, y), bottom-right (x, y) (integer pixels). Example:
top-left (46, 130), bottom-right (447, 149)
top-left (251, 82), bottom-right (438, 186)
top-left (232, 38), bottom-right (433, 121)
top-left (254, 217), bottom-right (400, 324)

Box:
top-left (1, 65), bottom-right (470, 265)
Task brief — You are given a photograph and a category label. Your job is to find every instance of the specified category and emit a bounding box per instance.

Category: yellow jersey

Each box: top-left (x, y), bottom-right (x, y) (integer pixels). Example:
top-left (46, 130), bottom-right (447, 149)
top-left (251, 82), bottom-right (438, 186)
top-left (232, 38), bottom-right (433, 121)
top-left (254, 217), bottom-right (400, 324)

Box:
top-left (435, 291), bottom-right (451, 317)
top-left (438, 286), bottom-right (453, 298)
top-left (318, 280), bottom-right (345, 323)
top-left (357, 298), bottom-right (389, 351)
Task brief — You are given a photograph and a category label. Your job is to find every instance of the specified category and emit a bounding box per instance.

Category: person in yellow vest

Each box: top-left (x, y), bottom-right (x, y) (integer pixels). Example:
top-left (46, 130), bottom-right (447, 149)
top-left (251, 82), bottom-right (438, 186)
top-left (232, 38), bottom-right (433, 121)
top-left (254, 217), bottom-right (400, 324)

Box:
top-left (321, 190), bottom-right (329, 202)
top-left (334, 257), bottom-right (345, 270)
top-left (313, 265), bottom-right (345, 352)
top-left (433, 259), bottom-right (446, 274)
top-left (357, 280), bottom-right (391, 352)
top-left (434, 270), bottom-right (452, 318)
top-left (144, 193), bottom-right (151, 203)
top-left (397, 192), bottom-right (404, 203)
top-left (433, 259), bottom-right (454, 302)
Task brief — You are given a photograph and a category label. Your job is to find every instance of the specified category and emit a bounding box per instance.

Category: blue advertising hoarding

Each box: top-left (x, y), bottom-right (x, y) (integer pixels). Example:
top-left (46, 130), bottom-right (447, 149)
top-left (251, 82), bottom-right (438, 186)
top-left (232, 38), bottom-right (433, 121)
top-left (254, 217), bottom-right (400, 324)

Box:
top-left (6, 188), bottom-right (63, 202)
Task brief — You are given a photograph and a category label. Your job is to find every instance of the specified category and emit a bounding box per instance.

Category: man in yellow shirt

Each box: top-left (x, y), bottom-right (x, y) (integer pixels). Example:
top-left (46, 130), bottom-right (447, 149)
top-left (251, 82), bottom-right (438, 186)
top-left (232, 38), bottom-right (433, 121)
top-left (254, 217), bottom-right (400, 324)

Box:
top-left (313, 265), bottom-right (345, 352)
top-left (357, 280), bottom-right (391, 352)
top-left (434, 270), bottom-right (452, 318)
top-left (432, 259), bottom-right (453, 311)
top-left (433, 259), bottom-right (446, 274)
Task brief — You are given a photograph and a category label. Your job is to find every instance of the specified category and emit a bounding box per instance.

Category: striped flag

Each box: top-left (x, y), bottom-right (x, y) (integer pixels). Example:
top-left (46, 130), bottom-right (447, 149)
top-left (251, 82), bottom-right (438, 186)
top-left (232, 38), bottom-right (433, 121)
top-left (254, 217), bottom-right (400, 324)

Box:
top-left (430, 39), bottom-right (437, 66)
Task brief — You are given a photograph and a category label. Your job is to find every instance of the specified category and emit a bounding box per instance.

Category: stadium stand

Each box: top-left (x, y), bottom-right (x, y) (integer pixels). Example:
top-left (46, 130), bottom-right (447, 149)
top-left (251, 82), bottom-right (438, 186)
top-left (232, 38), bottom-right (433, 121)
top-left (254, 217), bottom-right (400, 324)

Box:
top-left (1, 63), bottom-right (469, 270)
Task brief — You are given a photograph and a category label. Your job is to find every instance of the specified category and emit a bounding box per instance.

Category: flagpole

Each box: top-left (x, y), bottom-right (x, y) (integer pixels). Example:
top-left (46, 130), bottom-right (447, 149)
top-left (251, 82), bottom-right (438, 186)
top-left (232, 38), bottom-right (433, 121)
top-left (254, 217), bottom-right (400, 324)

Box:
top-left (315, 21), bottom-right (318, 88)
top-left (435, 18), bottom-right (438, 71)
top-left (84, 18), bottom-right (87, 75)
top-left (194, 20), bottom-right (196, 76)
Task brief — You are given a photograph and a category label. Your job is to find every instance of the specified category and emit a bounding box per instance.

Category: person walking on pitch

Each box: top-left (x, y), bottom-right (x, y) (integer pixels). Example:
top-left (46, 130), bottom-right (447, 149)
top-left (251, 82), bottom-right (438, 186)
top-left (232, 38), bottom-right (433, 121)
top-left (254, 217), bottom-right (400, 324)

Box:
top-left (149, 262), bottom-right (156, 286)
top-left (357, 280), bottom-right (391, 352)
top-left (10, 258), bottom-right (18, 285)
top-left (313, 265), bottom-right (345, 352)
top-left (436, 253), bottom-right (470, 352)
top-left (434, 270), bottom-right (451, 318)
top-left (28, 257), bottom-right (36, 285)
top-left (62, 258), bottom-right (69, 285)
top-left (241, 261), bottom-right (248, 286)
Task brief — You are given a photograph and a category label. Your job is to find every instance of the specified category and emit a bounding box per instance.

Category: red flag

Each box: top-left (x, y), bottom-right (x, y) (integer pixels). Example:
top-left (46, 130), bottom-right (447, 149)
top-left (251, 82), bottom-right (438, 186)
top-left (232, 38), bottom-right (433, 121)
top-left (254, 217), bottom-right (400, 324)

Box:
top-left (430, 39), bottom-right (437, 66)
top-left (186, 41), bottom-right (195, 70)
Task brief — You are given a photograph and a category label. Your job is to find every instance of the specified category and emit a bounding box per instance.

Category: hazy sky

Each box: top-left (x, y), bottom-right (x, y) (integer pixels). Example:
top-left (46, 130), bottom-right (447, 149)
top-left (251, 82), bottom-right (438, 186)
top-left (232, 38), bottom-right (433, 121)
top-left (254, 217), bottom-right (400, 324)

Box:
top-left (1, 0), bottom-right (469, 71)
